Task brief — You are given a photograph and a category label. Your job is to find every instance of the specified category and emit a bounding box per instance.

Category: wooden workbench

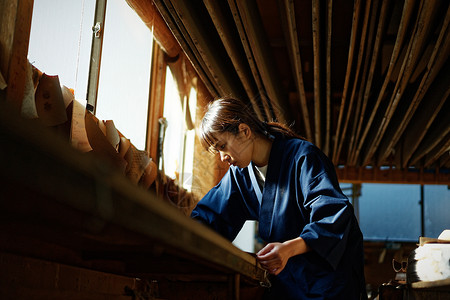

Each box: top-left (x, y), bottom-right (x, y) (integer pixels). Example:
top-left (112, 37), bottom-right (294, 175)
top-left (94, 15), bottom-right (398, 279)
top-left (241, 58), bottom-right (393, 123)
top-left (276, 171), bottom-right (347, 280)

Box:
top-left (0, 103), bottom-right (267, 299)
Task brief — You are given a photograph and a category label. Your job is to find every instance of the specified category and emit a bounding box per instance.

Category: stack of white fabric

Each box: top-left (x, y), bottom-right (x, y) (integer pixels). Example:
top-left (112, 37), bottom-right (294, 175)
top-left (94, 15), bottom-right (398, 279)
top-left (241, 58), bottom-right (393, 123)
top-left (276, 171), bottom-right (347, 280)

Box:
top-left (408, 230), bottom-right (450, 283)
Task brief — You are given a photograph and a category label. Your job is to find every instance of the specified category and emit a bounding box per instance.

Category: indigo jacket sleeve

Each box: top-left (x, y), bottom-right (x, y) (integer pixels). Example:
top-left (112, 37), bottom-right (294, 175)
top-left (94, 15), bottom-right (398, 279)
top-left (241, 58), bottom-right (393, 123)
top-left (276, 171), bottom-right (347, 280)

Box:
top-left (190, 167), bottom-right (257, 241)
top-left (297, 149), bottom-right (355, 270)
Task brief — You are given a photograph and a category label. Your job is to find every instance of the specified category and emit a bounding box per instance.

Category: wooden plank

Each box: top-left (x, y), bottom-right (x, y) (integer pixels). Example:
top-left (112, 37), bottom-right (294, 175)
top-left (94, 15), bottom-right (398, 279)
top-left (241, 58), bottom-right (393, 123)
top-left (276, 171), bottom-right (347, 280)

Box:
top-left (312, 0), bottom-right (321, 148)
top-left (0, 0), bottom-right (34, 110)
top-left (351, 0), bottom-right (416, 165)
top-left (411, 278), bottom-right (450, 290)
top-left (278, 0), bottom-right (312, 140)
top-left (332, 0), bottom-right (361, 163)
top-left (361, 0), bottom-right (439, 166)
top-left (0, 102), bottom-right (266, 283)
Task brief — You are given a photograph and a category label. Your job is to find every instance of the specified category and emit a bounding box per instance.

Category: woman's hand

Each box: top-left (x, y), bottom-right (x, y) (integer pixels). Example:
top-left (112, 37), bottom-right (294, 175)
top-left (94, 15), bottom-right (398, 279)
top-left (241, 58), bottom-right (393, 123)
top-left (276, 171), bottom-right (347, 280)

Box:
top-left (256, 237), bottom-right (311, 276)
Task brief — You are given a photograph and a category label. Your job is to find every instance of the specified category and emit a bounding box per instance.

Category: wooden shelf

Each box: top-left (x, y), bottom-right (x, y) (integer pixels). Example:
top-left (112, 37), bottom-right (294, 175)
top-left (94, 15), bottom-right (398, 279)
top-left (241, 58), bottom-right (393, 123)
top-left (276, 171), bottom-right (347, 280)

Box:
top-left (0, 103), bottom-right (266, 297)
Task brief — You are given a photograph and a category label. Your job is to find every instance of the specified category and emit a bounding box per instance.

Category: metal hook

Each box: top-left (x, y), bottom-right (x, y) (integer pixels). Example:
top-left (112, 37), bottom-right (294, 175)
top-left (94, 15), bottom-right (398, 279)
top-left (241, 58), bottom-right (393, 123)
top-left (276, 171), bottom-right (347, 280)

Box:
top-left (92, 22), bottom-right (102, 38)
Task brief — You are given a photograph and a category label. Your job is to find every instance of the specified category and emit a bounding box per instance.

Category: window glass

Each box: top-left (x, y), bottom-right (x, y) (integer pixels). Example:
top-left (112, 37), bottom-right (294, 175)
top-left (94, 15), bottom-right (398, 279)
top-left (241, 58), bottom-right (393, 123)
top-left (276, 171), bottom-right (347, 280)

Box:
top-left (359, 184), bottom-right (421, 242)
top-left (162, 67), bottom-right (183, 181)
top-left (181, 87), bottom-right (197, 190)
top-left (162, 69), bottom-right (197, 191)
top-left (95, 0), bottom-right (153, 150)
top-left (424, 185), bottom-right (450, 238)
top-left (28, 0), bottom-right (95, 100)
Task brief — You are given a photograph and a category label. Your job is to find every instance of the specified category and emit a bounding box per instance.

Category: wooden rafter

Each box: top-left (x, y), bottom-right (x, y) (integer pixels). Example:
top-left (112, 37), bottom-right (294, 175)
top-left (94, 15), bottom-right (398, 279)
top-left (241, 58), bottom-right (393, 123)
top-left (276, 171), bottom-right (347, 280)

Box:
top-left (362, 1), bottom-right (440, 166)
top-left (336, 0), bottom-right (373, 165)
top-left (351, 0), bottom-right (416, 166)
top-left (278, 0), bottom-right (312, 141)
top-left (347, 0), bottom-right (381, 165)
top-left (378, 4), bottom-right (450, 165)
top-left (407, 93), bottom-right (450, 167)
top-left (231, 0), bottom-right (292, 123)
top-left (153, 0), bottom-right (221, 97)
top-left (203, 0), bottom-right (265, 121)
top-left (312, 0), bottom-right (321, 148)
top-left (226, 0), bottom-right (274, 120)
top-left (324, 0), bottom-right (333, 156)
top-left (332, 0), bottom-right (361, 163)
top-left (349, 0), bottom-right (390, 165)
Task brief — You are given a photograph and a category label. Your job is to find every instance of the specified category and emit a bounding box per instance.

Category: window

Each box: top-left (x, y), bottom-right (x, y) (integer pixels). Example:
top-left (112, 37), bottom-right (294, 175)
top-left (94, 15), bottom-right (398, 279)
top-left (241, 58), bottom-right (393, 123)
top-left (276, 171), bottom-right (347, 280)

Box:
top-left (28, 0), bottom-right (95, 100)
top-left (424, 185), bottom-right (450, 238)
top-left (161, 67), bottom-right (197, 191)
top-left (94, 0), bottom-right (153, 150)
top-left (346, 183), bottom-right (450, 242)
top-left (28, 0), bottom-right (153, 151)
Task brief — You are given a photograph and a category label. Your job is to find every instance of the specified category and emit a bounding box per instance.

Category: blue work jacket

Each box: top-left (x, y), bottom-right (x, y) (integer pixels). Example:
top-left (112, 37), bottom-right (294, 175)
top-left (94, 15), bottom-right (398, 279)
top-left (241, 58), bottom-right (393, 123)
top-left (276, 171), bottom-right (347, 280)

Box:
top-left (191, 135), bottom-right (367, 299)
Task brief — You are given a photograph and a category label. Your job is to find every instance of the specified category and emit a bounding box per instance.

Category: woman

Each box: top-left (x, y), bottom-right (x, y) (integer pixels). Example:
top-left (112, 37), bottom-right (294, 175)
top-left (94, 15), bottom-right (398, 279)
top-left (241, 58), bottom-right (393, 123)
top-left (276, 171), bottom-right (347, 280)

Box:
top-left (191, 97), bottom-right (367, 299)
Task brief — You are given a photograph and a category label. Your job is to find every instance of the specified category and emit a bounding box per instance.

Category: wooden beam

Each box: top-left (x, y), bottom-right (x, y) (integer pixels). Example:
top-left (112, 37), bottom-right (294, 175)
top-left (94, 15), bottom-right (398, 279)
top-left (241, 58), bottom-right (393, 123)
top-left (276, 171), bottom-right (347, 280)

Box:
top-left (332, 0), bottom-right (361, 163)
top-left (203, 0), bottom-right (265, 121)
top-left (377, 4), bottom-right (450, 164)
top-left (324, 0), bottom-right (333, 156)
top-left (278, 0), bottom-right (312, 140)
top-left (351, 0), bottom-right (415, 165)
top-left (402, 66), bottom-right (450, 167)
top-left (336, 0), bottom-right (374, 165)
top-left (362, 1), bottom-right (439, 165)
top-left (348, 0), bottom-right (387, 165)
top-left (423, 133), bottom-right (450, 168)
top-left (336, 166), bottom-right (450, 185)
top-left (0, 101), bottom-right (266, 283)
top-left (232, 0), bottom-right (291, 124)
top-left (312, 0), bottom-right (321, 148)
top-left (408, 105), bottom-right (450, 167)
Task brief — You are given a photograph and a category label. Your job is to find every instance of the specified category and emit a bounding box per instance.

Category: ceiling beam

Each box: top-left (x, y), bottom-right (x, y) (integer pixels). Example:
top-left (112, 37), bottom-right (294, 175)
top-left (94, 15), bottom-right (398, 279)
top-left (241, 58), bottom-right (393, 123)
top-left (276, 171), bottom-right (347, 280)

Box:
top-left (423, 133), bottom-right (450, 169)
top-left (153, 0), bottom-right (220, 97)
top-left (351, 0), bottom-right (415, 166)
top-left (312, 0), bottom-right (322, 148)
top-left (231, 0), bottom-right (292, 124)
top-left (227, 0), bottom-right (274, 121)
top-left (324, 0), bottom-right (333, 156)
top-left (402, 71), bottom-right (450, 167)
top-left (332, 0), bottom-right (362, 163)
top-left (362, 1), bottom-right (440, 166)
top-left (278, 0), bottom-right (312, 141)
top-left (203, 0), bottom-right (265, 121)
top-left (348, 0), bottom-right (387, 165)
top-left (336, 166), bottom-right (450, 185)
top-left (378, 4), bottom-right (450, 164)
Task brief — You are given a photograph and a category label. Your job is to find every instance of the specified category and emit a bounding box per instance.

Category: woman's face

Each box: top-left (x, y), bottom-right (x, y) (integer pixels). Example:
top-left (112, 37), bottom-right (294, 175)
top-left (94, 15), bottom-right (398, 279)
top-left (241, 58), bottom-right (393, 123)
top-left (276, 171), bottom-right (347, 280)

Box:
top-left (213, 124), bottom-right (253, 168)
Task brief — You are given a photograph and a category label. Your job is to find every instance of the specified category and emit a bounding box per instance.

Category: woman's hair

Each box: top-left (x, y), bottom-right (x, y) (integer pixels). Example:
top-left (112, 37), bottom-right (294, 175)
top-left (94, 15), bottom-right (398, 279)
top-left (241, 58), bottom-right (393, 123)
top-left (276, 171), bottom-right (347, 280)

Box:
top-left (199, 97), bottom-right (303, 152)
